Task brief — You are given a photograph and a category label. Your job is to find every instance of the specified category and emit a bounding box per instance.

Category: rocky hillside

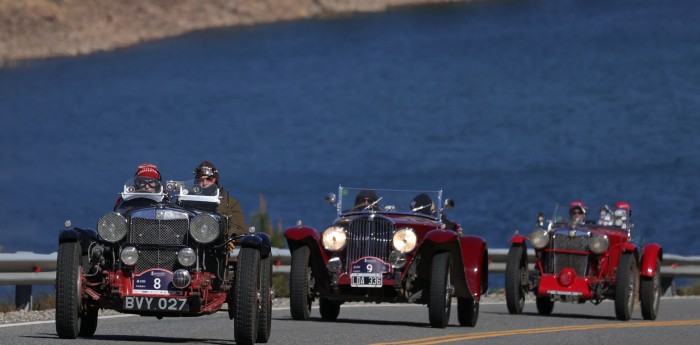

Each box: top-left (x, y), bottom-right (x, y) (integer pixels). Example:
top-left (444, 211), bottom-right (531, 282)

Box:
top-left (0, 0), bottom-right (466, 65)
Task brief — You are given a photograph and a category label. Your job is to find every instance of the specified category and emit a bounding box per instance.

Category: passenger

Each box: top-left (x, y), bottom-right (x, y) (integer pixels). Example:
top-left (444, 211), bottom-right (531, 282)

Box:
top-left (410, 193), bottom-right (458, 231)
top-left (569, 200), bottom-right (587, 225)
top-left (350, 189), bottom-right (379, 211)
top-left (193, 161), bottom-right (247, 242)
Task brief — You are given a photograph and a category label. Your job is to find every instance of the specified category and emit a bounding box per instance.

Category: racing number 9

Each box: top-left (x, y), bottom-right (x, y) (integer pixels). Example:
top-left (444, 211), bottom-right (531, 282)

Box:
top-left (367, 264), bottom-right (373, 273)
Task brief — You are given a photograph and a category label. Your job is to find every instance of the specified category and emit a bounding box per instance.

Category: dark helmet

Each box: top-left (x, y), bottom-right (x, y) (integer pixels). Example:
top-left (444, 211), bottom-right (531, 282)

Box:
top-left (135, 163), bottom-right (161, 181)
top-left (569, 200), bottom-right (586, 216)
top-left (194, 161), bottom-right (219, 183)
top-left (354, 190), bottom-right (378, 206)
top-left (615, 201), bottom-right (632, 216)
top-left (410, 193), bottom-right (435, 215)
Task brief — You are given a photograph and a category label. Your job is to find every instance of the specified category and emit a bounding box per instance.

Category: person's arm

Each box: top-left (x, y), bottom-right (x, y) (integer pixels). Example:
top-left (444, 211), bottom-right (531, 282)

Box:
top-left (218, 193), bottom-right (247, 237)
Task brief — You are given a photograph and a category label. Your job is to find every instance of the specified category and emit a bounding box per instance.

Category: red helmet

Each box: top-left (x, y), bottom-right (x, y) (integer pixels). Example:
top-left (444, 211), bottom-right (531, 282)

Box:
top-left (569, 200), bottom-right (586, 214)
top-left (135, 163), bottom-right (161, 181)
top-left (615, 201), bottom-right (632, 216)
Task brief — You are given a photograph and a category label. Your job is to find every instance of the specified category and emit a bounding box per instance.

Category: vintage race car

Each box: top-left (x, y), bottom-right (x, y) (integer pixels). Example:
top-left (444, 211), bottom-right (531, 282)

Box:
top-left (55, 178), bottom-right (272, 345)
top-left (284, 186), bottom-right (489, 328)
top-left (505, 201), bottom-right (662, 320)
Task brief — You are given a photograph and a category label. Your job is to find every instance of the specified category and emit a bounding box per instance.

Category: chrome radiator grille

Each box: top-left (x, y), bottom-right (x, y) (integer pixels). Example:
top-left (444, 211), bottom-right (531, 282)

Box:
top-left (551, 234), bottom-right (589, 276)
top-left (129, 217), bottom-right (189, 273)
top-left (346, 217), bottom-right (394, 267)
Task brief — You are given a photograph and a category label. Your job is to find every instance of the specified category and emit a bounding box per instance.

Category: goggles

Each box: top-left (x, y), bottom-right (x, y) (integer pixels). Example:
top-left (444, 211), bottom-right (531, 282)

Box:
top-left (135, 177), bottom-right (159, 189)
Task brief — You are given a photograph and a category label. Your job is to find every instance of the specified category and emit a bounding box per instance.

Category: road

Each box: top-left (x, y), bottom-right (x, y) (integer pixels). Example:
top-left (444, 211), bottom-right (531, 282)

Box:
top-left (2, 297), bottom-right (699, 344)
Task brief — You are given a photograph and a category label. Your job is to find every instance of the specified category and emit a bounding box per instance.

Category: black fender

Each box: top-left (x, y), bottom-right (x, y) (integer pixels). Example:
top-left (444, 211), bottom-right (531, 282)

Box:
top-left (239, 232), bottom-right (272, 258)
top-left (58, 227), bottom-right (99, 254)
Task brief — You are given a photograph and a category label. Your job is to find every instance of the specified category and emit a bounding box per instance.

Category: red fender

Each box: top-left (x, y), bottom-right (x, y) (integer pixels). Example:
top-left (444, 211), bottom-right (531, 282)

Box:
top-left (509, 234), bottom-right (529, 245)
top-left (640, 243), bottom-right (663, 277)
top-left (424, 229), bottom-right (458, 243)
top-left (460, 235), bottom-right (488, 301)
top-left (622, 241), bottom-right (637, 253)
top-left (284, 226), bottom-right (320, 242)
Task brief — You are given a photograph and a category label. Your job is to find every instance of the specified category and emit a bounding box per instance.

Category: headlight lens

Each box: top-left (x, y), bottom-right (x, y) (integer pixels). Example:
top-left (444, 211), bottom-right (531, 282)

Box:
top-left (97, 213), bottom-right (128, 243)
top-left (393, 227), bottom-right (417, 253)
top-left (190, 214), bottom-right (219, 244)
top-left (589, 235), bottom-right (609, 254)
top-left (322, 226), bottom-right (347, 251)
top-left (178, 247), bottom-right (196, 266)
top-left (529, 229), bottom-right (550, 249)
top-left (120, 246), bottom-right (139, 266)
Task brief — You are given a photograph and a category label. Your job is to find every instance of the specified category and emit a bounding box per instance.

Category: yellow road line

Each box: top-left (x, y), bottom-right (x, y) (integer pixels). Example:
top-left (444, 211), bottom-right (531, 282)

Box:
top-left (371, 320), bottom-right (700, 345)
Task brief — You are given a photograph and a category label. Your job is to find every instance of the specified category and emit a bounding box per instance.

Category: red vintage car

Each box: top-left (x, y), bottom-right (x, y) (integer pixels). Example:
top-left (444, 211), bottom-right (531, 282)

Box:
top-left (505, 201), bottom-right (662, 320)
top-left (284, 186), bottom-right (488, 328)
top-left (55, 178), bottom-right (272, 345)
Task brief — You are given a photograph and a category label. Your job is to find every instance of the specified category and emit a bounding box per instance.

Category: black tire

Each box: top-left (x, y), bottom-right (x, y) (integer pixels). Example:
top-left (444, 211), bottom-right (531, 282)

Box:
top-left (78, 306), bottom-right (99, 337)
top-left (428, 252), bottom-right (452, 328)
top-left (319, 298), bottom-right (341, 321)
top-left (256, 254), bottom-right (273, 343)
top-left (505, 245), bottom-right (526, 314)
top-left (536, 296), bottom-right (554, 315)
top-left (55, 241), bottom-right (82, 339)
top-left (615, 253), bottom-right (638, 321)
top-left (640, 259), bottom-right (661, 320)
top-left (290, 246), bottom-right (313, 320)
top-left (457, 298), bottom-right (479, 327)
top-left (234, 247), bottom-right (261, 345)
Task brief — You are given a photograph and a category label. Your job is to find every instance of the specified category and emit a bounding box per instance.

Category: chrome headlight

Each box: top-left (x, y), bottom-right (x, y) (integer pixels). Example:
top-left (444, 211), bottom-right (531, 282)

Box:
top-left (172, 269), bottom-right (191, 289)
top-left (529, 229), bottom-right (550, 249)
top-left (322, 226), bottom-right (347, 251)
top-left (589, 235), bottom-right (609, 254)
top-left (190, 214), bottom-right (219, 244)
top-left (178, 247), bottom-right (196, 266)
top-left (392, 227), bottom-right (417, 253)
top-left (120, 246), bottom-right (138, 266)
top-left (97, 213), bottom-right (128, 243)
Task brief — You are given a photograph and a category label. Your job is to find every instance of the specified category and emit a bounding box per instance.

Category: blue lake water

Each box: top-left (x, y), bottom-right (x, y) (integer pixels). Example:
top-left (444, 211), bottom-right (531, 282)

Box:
top-left (1, 0), bottom-right (699, 264)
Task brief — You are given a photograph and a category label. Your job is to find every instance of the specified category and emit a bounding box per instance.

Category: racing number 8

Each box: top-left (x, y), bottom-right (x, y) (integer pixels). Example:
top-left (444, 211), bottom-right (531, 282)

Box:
top-left (154, 278), bottom-right (161, 289)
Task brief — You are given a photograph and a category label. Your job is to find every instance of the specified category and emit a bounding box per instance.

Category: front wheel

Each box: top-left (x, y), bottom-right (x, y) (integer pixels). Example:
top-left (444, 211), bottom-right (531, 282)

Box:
top-left (536, 296), bottom-right (554, 315)
top-left (505, 245), bottom-right (527, 314)
top-left (234, 247), bottom-right (261, 345)
top-left (319, 298), bottom-right (341, 321)
top-left (640, 259), bottom-right (661, 320)
top-left (615, 253), bottom-right (638, 321)
top-left (256, 254), bottom-right (273, 343)
top-left (428, 252), bottom-right (452, 328)
top-left (289, 246), bottom-right (313, 320)
top-left (55, 241), bottom-right (82, 339)
top-left (78, 306), bottom-right (99, 337)
top-left (457, 298), bottom-right (479, 327)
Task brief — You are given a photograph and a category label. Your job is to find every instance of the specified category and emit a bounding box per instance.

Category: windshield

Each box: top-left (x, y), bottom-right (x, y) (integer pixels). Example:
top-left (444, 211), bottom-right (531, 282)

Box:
top-left (544, 202), bottom-right (631, 230)
top-left (121, 177), bottom-right (165, 202)
top-left (335, 186), bottom-right (443, 218)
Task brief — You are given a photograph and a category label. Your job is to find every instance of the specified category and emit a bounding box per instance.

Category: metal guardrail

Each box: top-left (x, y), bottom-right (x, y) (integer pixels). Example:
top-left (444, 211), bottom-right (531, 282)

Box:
top-left (1, 248), bottom-right (699, 308)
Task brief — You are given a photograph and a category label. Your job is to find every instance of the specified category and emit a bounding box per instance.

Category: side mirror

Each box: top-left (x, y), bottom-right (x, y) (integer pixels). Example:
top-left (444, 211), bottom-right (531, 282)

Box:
top-left (325, 193), bottom-right (337, 205)
top-left (444, 199), bottom-right (455, 210)
top-left (248, 226), bottom-right (256, 233)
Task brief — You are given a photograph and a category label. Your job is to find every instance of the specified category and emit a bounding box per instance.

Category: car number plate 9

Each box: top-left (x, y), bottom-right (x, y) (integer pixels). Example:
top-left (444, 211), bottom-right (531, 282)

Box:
top-left (123, 296), bottom-right (189, 312)
top-left (350, 273), bottom-right (383, 288)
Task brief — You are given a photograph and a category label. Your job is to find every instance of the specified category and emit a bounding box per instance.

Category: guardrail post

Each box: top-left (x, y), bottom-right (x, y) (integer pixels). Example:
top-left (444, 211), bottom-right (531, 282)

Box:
top-left (15, 285), bottom-right (32, 310)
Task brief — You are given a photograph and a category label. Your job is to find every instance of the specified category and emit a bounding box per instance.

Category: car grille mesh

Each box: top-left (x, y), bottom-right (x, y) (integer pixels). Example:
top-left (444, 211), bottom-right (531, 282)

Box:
top-left (551, 234), bottom-right (589, 276)
top-left (346, 217), bottom-right (394, 269)
top-left (130, 217), bottom-right (189, 273)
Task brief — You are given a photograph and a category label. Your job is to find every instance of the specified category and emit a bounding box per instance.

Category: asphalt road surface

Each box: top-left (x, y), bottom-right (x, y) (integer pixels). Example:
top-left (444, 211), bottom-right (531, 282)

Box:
top-left (2, 297), bottom-right (699, 345)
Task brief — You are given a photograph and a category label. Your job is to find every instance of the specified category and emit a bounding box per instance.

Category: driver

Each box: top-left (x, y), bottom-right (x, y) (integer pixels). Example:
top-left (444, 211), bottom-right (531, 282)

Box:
top-left (350, 189), bottom-right (379, 211)
top-left (569, 200), bottom-right (587, 225)
top-left (193, 161), bottom-right (247, 243)
top-left (410, 193), bottom-right (435, 215)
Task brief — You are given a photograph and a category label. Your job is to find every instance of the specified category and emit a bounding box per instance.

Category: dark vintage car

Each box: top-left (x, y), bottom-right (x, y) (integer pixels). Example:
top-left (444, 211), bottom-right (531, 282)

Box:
top-left (55, 178), bottom-right (272, 345)
top-left (284, 186), bottom-right (489, 328)
top-left (505, 201), bottom-right (663, 320)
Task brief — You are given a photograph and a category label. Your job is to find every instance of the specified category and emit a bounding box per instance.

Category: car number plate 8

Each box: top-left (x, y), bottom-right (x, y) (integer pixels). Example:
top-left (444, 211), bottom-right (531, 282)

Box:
top-left (351, 273), bottom-right (383, 288)
top-left (123, 296), bottom-right (189, 312)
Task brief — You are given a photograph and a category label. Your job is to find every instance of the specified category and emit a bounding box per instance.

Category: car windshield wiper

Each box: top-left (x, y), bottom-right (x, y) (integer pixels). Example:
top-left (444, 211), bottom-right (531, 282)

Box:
top-left (363, 197), bottom-right (383, 211)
